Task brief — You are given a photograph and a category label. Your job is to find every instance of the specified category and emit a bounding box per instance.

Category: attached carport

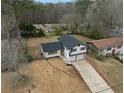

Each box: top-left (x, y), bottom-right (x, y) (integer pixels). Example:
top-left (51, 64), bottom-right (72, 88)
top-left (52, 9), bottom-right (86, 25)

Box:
top-left (41, 42), bottom-right (63, 58)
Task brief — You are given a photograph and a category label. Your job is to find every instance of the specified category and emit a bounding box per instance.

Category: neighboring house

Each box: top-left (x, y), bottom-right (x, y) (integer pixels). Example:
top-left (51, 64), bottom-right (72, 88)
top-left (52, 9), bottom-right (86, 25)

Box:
top-left (41, 35), bottom-right (87, 61)
top-left (33, 24), bottom-right (44, 29)
top-left (34, 24), bottom-right (67, 32)
top-left (33, 24), bottom-right (53, 32)
top-left (86, 38), bottom-right (123, 56)
top-left (118, 48), bottom-right (123, 60)
top-left (43, 24), bottom-right (53, 32)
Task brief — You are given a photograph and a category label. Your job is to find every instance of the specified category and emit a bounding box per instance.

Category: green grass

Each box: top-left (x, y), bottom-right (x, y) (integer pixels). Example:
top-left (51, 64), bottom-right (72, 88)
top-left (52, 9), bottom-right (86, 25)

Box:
top-left (44, 32), bottom-right (56, 36)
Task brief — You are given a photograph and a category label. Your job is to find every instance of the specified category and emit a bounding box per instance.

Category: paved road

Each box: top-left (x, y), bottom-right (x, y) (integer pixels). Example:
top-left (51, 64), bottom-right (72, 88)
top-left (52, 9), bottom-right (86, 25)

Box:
top-left (72, 60), bottom-right (114, 93)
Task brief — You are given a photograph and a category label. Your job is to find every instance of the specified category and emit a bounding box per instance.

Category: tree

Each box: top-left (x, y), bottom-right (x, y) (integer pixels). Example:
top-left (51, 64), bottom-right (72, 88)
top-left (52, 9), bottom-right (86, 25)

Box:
top-left (19, 21), bottom-right (45, 38)
top-left (89, 26), bottom-right (106, 39)
top-left (86, 0), bottom-right (123, 37)
top-left (2, 0), bottom-right (33, 44)
top-left (20, 2), bottom-right (77, 24)
top-left (19, 22), bottom-right (36, 38)
top-left (1, 0), bottom-right (33, 81)
top-left (59, 13), bottom-right (82, 34)
top-left (76, 0), bottom-right (93, 22)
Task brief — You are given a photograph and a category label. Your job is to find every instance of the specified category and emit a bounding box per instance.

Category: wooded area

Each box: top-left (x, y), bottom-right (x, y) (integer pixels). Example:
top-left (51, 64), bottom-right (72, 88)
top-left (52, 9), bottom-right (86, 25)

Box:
top-left (2, 0), bottom-right (123, 39)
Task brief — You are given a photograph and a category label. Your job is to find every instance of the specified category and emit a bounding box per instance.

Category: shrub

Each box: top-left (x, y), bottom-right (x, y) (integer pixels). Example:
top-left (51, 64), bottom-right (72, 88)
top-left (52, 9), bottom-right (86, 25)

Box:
top-left (26, 54), bottom-right (33, 62)
top-left (114, 55), bottom-right (123, 63)
top-left (77, 26), bottom-right (107, 39)
top-left (88, 26), bottom-right (106, 39)
top-left (19, 22), bottom-right (45, 38)
top-left (105, 53), bottom-right (111, 57)
top-left (54, 27), bottom-right (63, 35)
top-left (35, 29), bottom-right (45, 37)
top-left (19, 21), bottom-right (36, 38)
top-left (95, 54), bottom-right (105, 61)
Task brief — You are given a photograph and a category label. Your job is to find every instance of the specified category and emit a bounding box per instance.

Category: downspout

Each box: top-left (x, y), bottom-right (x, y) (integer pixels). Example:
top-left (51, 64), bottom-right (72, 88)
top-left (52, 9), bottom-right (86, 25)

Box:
top-left (75, 54), bottom-right (77, 61)
top-left (69, 48), bottom-right (73, 56)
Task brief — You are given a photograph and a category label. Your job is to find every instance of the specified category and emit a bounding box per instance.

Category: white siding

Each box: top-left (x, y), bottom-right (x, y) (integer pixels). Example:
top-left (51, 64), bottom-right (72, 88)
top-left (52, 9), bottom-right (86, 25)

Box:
top-left (41, 46), bottom-right (46, 56)
top-left (64, 45), bottom-right (87, 61)
top-left (77, 54), bottom-right (85, 60)
top-left (116, 46), bottom-right (123, 54)
top-left (69, 56), bottom-right (76, 61)
top-left (98, 46), bottom-right (123, 56)
top-left (70, 45), bottom-right (86, 55)
top-left (64, 47), bottom-right (70, 61)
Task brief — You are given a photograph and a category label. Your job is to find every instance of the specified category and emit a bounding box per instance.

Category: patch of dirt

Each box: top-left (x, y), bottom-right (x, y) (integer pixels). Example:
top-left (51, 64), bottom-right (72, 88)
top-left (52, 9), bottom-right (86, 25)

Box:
top-left (2, 58), bottom-right (91, 93)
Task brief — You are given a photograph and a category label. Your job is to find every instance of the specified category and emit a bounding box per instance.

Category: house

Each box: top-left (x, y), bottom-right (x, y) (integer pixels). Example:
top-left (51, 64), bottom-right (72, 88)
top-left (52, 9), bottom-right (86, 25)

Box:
top-left (34, 24), bottom-right (67, 32)
top-left (86, 37), bottom-right (123, 56)
top-left (41, 35), bottom-right (87, 61)
top-left (33, 24), bottom-right (44, 29)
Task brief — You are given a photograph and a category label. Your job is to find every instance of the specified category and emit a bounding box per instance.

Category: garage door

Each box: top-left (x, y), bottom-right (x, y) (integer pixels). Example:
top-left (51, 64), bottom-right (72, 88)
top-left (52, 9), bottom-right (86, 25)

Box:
top-left (77, 54), bottom-right (85, 60)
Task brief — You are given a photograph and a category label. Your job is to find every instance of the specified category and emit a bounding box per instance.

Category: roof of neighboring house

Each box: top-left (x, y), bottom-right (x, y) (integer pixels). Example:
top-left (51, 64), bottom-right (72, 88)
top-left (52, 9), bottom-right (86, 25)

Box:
top-left (87, 38), bottom-right (123, 49)
top-left (58, 35), bottom-right (84, 49)
top-left (41, 42), bottom-right (63, 52)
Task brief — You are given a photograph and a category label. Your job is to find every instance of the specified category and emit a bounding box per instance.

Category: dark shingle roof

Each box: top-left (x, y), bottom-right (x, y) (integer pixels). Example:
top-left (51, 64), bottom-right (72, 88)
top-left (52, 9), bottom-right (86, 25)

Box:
top-left (58, 35), bottom-right (84, 49)
top-left (41, 42), bottom-right (63, 52)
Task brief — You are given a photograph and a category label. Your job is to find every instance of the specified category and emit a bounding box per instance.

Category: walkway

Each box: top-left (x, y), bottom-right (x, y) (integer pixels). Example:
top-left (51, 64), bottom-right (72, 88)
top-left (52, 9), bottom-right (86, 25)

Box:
top-left (72, 60), bottom-right (115, 93)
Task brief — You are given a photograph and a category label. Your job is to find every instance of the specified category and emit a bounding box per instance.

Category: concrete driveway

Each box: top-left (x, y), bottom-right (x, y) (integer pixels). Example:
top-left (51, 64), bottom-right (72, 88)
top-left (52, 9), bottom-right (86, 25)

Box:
top-left (72, 60), bottom-right (114, 93)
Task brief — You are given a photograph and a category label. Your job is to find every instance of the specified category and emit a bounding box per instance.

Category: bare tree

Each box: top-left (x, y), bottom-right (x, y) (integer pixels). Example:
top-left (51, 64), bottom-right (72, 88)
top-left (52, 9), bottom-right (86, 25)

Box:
top-left (86, 0), bottom-right (123, 37)
top-left (3, 0), bottom-right (33, 46)
top-left (1, 0), bottom-right (33, 81)
top-left (59, 13), bottom-right (82, 34)
top-left (2, 15), bottom-right (27, 80)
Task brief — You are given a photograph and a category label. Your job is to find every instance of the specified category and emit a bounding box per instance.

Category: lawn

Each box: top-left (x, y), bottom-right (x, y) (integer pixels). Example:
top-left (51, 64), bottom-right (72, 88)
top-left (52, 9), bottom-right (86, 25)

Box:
top-left (87, 55), bottom-right (123, 93)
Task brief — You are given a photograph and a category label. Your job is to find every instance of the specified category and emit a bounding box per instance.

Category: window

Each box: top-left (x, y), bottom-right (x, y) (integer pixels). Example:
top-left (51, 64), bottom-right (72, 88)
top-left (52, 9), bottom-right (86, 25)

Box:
top-left (72, 49), bottom-right (76, 52)
top-left (107, 48), bottom-right (111, 51)
top-left (48, 51), bottom-right (57, 55)
top-left (81, 47), bottom-right (85, 50)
